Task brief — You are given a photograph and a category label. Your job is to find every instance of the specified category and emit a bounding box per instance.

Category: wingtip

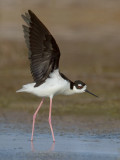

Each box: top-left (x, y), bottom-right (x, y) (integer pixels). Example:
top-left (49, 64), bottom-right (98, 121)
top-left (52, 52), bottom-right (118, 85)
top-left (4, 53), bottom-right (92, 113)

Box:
top-left (28, 10), bottom-right (33, 15)
top-left (21, 10), bottom-right (34, 19)
top-left (21, 10), bottom-right (31, 19)
top-left (21, 12), bottom-right (31, 26)
top-left (28, 9), bottom-right (31, 13)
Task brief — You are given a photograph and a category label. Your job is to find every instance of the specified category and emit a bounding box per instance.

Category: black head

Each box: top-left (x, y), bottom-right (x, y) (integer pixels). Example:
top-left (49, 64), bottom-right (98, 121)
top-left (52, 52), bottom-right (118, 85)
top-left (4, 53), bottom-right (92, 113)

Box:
top-left (74, 80), bottom-right (86, 89)
top-left (74, 80), bottom-right (98, 97)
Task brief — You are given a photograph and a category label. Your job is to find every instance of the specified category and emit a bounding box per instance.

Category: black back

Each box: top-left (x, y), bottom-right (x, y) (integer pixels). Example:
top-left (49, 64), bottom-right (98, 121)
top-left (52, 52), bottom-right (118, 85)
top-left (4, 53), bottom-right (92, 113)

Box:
top-left (21, 10), bottom-right (60, 87)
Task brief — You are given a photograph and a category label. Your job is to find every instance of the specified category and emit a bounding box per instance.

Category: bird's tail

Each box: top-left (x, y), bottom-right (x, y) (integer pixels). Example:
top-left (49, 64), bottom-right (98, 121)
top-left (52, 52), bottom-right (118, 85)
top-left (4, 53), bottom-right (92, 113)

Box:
top-left (16, 83), bottom-right (35, 93)
top-left (16, 87), bottom-right (26, 93)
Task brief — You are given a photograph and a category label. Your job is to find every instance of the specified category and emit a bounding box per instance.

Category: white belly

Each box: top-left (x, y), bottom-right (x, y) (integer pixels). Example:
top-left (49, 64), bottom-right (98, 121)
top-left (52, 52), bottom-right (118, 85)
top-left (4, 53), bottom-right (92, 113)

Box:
top-left (17, 70), bottom-right (70, 98)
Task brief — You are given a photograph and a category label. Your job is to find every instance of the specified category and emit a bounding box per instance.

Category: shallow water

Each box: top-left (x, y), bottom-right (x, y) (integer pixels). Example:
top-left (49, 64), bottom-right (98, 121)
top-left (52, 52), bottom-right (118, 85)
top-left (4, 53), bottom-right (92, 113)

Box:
top-left (0, 122), bottom-right (120, 160)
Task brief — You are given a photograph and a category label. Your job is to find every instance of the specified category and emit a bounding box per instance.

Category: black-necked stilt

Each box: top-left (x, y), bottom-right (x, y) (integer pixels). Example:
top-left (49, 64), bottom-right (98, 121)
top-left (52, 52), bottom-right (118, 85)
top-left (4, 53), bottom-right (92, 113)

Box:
top-left (17, 10), bottom-right (98, 142)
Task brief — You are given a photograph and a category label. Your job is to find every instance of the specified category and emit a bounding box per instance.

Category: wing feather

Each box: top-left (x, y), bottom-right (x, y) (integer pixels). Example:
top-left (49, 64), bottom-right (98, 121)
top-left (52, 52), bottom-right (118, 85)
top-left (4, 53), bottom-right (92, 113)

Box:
top-left (22, 10), bottom-right (60, 87)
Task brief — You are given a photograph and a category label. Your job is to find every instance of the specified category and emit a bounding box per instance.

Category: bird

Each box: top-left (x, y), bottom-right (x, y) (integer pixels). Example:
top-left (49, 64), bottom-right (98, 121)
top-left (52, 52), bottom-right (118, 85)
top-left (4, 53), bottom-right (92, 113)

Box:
top-left (17, 10), bottom-right (98, 142)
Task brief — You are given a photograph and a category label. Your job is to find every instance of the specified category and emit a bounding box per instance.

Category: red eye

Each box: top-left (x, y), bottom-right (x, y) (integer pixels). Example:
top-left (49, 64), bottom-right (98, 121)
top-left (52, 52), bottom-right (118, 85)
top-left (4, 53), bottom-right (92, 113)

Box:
top-left (78, 86), bottom-right (83, 89)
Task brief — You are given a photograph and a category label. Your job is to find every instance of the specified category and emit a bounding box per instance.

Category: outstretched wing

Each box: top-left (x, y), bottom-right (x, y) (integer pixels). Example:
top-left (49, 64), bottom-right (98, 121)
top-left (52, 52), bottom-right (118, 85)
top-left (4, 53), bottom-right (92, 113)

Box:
top-left (21, 10), bottom-right (60, 87)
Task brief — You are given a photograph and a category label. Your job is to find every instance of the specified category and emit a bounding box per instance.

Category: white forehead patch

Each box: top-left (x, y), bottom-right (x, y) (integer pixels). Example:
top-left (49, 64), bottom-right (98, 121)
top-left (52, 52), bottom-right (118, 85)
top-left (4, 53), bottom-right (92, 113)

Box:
top-left (78, 84), bottom-right (82, 87)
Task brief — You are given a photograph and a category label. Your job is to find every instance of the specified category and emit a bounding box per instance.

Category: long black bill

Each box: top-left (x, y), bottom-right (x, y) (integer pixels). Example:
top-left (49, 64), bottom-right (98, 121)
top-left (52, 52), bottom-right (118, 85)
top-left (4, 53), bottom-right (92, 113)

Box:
top-left (85, 89), bottom-right (98, 97)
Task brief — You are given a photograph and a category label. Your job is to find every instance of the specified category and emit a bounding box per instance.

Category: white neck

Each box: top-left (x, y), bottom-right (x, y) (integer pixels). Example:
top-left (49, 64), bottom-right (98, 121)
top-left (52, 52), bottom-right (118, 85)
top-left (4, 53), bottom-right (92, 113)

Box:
top-left (63, 85), bottom-right (87, 95)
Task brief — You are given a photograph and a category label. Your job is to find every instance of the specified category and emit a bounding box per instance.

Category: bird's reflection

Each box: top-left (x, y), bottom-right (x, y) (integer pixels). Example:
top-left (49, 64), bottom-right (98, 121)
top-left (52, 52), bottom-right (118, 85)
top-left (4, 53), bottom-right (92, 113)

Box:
top-left (49, 142), bottom-right (55, 151)
top-left (31, 140), bottom-right (55, 152)
top-left (31, 141), bottom-right (35, 152)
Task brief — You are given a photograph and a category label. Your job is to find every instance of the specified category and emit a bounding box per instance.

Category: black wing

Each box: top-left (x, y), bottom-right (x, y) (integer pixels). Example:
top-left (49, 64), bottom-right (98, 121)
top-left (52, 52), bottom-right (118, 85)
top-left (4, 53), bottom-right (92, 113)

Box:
top-left (21, 10), bottom-right (60, 87)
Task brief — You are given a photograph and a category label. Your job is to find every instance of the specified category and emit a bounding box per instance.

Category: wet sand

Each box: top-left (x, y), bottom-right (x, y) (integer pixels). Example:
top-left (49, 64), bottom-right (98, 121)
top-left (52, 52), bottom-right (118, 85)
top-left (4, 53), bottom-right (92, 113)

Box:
top-left (0, 117), bottom-right (120, 160)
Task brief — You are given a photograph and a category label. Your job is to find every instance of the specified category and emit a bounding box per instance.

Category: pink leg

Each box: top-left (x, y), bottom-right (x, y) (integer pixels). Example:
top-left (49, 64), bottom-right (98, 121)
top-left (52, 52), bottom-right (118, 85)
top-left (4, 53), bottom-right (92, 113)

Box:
top-left (48, 98), bottom-right (55, 142)
top-left (31, 98), bottom-right (44, 141)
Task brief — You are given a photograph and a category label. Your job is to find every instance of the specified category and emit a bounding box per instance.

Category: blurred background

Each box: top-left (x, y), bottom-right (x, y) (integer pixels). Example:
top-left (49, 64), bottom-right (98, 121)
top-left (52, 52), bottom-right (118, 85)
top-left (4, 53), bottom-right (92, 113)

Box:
top-left (0, 0), bottom-right (120, 131)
